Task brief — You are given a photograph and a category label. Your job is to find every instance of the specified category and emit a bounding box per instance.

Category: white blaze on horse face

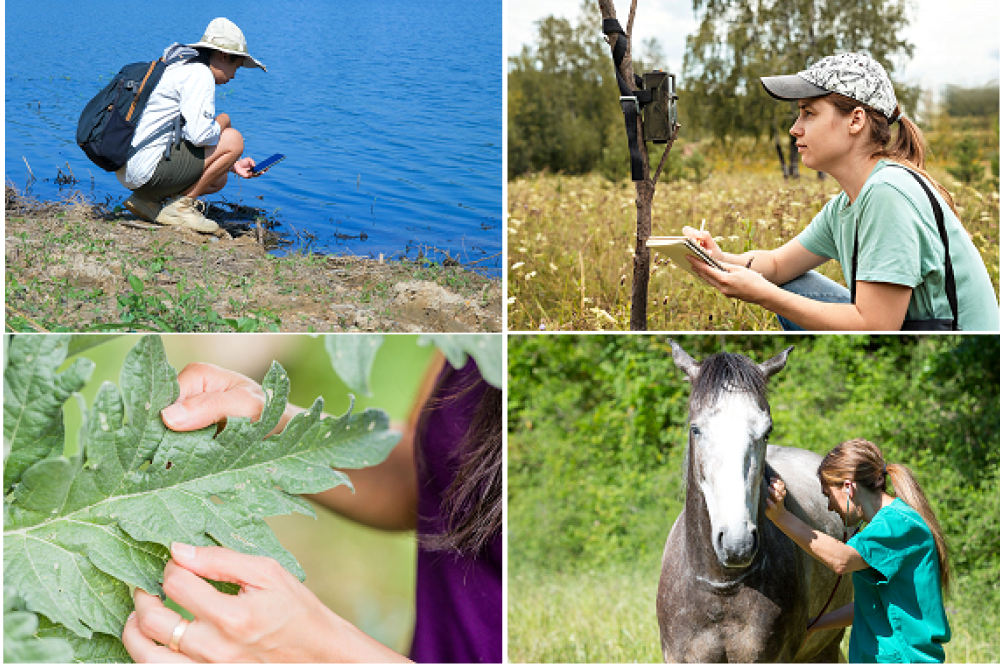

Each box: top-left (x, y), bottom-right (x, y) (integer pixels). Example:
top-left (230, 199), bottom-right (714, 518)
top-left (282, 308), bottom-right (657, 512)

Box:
top-left (693, 392), bottom-right (771, 568)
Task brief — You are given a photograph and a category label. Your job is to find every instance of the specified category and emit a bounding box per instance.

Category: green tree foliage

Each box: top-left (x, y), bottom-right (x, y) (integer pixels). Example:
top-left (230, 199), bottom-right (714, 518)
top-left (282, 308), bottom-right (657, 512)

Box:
top-left (947, 135), bottom-right (985, 184)
top-left (3, 335), bottom-right (399, 662)
top-left (682, 0), bottom-right (919, 174)
top-left (508, 335), bottom-right (1000, 600)
top-left (507, 1), bottom-right (622, 178)
top-left (944, 82), bottom-right (1000, 118)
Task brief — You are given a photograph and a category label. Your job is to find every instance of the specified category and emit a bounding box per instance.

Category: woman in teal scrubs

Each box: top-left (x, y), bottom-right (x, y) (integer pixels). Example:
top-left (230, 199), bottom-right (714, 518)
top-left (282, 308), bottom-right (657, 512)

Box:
top-left (766, 438), bottom-right (951, 662)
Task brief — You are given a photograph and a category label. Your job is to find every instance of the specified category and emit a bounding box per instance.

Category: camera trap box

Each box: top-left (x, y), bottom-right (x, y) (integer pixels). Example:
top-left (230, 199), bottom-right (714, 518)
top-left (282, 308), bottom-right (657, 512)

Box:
top-left (641, 70), bottom-right (678, 143)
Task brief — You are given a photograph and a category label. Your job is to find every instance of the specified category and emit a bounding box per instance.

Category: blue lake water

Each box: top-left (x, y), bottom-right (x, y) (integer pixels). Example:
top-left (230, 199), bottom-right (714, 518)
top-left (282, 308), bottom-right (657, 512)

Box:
top-left (5, 0), bottom-right (501, 273)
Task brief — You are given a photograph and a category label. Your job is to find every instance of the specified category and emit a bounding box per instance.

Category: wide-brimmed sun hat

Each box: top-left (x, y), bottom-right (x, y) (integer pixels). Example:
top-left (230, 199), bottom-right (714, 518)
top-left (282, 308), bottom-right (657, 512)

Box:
top-left (187, 17), bottom-right (267, 72)
top-left (760, 52), bottom-right (898, 121)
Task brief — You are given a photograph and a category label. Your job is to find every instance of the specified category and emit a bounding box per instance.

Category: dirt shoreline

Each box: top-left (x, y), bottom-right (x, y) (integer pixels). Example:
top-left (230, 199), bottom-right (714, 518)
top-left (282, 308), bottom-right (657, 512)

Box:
top-left (4, 187), bottom-right (501, 332)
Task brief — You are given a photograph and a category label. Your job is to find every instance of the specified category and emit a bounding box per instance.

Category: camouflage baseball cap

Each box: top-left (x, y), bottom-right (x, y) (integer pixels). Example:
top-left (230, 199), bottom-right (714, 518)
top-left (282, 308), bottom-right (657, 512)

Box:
top-left (761, 53), bottom-right (898, 119)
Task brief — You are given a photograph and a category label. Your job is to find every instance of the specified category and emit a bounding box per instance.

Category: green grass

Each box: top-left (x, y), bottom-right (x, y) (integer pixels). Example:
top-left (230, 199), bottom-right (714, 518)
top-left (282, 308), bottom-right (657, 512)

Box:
top-left (509, 562), bottom-right (1000, 663)
top-left (507, 166), bottom-right (999, 331)
top-left (508, 565), bottom-right (662, 663)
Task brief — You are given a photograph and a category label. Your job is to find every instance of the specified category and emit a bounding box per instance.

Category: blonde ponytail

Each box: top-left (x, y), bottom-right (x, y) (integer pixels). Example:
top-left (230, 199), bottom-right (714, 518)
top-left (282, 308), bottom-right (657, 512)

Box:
top-left (884, 461), bottom-right (951, 594)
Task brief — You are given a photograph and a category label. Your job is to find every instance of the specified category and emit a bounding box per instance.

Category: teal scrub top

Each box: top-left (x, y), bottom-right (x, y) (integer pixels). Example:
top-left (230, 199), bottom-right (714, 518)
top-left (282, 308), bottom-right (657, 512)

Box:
top-left (847, 499), bottom-right (951, 663)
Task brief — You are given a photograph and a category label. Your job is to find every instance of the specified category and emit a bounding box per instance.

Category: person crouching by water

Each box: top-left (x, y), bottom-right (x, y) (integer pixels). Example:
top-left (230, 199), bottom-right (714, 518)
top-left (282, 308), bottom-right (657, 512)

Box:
top-left (766, 438), bottom-right (951, 663)
top-left (117, 18), bottom-right (266, 233)
top-left (682, 52), bottom-right (999, 331)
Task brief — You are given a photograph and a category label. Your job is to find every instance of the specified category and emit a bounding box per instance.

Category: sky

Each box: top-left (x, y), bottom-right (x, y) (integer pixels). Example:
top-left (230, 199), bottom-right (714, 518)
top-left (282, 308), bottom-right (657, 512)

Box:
top-left (503, 0), bottom-right (1000, 99)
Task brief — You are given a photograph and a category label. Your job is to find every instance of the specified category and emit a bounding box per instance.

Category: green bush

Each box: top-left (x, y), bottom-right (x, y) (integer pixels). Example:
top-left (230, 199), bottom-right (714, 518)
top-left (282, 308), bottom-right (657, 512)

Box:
top-left (947, 135), bottom-right (985, 184)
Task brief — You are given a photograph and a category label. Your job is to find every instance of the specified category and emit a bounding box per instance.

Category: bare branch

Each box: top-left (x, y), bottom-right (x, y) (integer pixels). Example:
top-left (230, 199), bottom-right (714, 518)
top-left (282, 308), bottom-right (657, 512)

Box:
top-left (627, 0), bottom-right (638, 42)
top-left (651, 124), bottom-right (682, 188)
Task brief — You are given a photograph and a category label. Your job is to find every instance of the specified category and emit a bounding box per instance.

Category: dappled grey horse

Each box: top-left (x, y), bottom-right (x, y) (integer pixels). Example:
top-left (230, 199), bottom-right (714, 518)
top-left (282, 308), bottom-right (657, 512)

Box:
top-left (657, 341), bottom-right (852, 662)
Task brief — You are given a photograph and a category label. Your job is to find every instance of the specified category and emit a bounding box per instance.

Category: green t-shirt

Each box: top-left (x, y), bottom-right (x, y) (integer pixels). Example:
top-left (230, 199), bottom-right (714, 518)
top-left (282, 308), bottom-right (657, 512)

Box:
top-left (847, 499), bottom-right (950, 663)
top-left (798, 160), bottom-right (999, 331)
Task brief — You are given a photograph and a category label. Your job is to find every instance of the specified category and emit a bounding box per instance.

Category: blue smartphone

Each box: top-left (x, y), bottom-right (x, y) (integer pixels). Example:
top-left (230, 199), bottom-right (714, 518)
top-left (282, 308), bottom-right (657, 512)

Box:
top-left (251, 153), bottom-right (286, 174)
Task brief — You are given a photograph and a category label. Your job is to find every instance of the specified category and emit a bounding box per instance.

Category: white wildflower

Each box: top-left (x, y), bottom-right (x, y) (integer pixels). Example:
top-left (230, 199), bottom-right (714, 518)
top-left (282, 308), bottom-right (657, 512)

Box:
top-left (589, 308), bottom-right (617, 324)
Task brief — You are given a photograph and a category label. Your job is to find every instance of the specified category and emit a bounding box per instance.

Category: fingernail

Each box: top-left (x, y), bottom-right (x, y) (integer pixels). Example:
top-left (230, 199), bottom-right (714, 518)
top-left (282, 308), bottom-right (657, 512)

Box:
top-left (161, 403), bottom-right (188, 428)
top-left (171, 542), bottom-right (196, 561)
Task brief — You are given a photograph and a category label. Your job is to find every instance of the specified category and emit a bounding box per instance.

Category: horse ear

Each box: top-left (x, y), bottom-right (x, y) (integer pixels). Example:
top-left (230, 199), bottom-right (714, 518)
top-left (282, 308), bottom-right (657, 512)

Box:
top-left (759, 346), bottom-right (794, 380)
top-left (669, 339), bottom-right (701, 379)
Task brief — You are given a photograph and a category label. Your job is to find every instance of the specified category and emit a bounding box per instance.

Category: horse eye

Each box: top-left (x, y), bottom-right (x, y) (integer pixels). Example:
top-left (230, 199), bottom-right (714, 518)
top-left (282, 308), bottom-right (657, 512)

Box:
top-left (690, 425), bottom-right (701, 438)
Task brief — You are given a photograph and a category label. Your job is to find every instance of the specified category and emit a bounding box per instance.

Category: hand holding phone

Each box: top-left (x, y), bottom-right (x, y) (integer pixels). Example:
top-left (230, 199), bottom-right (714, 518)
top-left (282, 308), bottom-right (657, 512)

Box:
top-left (250, 153), bottom-right (286, 176)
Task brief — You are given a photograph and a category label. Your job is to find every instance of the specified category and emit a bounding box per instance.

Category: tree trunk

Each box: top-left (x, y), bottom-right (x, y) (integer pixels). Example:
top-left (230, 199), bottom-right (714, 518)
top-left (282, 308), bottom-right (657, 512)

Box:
top-left (788, 133), bottom-right (800, 179)
top-left (774, 127), bottom-right (789, 179)
top-left (599, 0), bottom-right (654, 331)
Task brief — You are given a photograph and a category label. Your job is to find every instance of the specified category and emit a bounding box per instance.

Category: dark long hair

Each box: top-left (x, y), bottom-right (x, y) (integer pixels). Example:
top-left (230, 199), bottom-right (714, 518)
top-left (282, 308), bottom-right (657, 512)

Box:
top-left (418, 362), bottom-right (502, 556)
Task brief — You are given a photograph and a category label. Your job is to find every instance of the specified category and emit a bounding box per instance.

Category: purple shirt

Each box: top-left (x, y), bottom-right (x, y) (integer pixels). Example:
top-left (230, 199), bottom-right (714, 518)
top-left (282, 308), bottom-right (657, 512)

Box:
top-left (409, 362), bottom-right (502, 663)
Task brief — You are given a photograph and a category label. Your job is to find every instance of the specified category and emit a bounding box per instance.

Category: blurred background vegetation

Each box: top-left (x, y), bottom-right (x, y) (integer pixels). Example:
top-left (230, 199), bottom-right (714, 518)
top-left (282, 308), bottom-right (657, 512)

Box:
top-left (60, 334), bottom-right (436, 655)
top-left (508, 334), bottom-right (1000, 661)
top-left (508, 0), bottom-right (998, 184)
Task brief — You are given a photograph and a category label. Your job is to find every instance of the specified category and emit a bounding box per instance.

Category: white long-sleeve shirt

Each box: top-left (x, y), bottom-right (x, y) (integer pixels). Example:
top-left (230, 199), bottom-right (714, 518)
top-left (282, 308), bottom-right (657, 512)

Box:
top-left (117, 44), bottom-right (221, 189)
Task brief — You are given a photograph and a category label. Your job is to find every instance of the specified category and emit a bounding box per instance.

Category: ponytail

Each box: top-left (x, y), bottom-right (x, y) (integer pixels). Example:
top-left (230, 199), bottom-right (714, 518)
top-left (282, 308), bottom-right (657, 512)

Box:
top-left (818, 438), bottom-right (951, 595)
top-left (884, 461), bottom-right (951, 594)
top-left (826, 93), bottom-right (959, 217)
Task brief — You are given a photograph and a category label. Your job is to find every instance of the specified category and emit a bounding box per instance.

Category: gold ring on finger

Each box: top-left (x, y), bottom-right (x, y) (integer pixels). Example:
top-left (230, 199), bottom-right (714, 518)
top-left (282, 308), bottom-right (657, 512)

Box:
top-left (167, 618), bottom-right (190, 653)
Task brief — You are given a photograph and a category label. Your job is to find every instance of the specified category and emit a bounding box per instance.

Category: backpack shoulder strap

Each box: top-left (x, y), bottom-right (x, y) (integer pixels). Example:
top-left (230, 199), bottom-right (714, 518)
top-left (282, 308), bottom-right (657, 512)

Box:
top-left (124, 60), bottom-right (162, 122)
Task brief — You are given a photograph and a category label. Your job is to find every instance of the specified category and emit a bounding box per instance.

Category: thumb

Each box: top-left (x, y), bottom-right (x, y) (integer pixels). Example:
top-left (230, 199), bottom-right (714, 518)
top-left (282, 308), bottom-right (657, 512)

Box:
top-left (170, 542), bottom-right (283, 588)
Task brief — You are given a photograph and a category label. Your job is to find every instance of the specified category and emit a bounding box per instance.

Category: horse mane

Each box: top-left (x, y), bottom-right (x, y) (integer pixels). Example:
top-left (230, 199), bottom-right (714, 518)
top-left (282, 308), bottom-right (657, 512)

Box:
top-left (689, 352), bottom-right (770, 413)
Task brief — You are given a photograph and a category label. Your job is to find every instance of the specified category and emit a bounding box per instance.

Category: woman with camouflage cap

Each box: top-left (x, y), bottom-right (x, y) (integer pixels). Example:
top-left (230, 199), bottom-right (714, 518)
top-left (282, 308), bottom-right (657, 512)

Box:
top-left (683, 53), bottom-right (999, 331)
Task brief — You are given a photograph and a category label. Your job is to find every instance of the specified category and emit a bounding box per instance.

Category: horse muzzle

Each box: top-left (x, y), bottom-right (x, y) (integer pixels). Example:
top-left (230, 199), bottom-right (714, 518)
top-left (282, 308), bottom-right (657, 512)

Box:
top-left (714, 524), bottom-right (759, 568)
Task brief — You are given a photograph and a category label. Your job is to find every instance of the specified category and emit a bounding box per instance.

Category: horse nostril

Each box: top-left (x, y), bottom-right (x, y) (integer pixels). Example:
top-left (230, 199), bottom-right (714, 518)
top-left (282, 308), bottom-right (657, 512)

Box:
top-left (751, 528), bottom-right (759, 552)
top-left (716, 531), bottom-right (725, 551)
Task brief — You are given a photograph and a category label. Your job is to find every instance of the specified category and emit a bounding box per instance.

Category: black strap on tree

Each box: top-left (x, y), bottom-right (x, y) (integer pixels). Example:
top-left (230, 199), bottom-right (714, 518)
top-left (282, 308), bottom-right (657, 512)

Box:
top-left (602, 18), bottom-right (652, 181)
top-left (850, 164), bottom-right (959, 330)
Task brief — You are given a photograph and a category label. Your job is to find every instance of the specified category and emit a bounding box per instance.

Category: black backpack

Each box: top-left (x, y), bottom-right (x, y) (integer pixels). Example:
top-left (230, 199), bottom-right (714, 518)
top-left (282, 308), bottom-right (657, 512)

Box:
top-left (77, 58), bottom-right (170, 171)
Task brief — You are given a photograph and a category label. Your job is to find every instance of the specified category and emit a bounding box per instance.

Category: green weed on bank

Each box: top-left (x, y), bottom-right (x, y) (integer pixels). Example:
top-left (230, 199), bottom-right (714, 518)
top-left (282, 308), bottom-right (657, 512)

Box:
top-left (507, 171), bottom-right (999, 331)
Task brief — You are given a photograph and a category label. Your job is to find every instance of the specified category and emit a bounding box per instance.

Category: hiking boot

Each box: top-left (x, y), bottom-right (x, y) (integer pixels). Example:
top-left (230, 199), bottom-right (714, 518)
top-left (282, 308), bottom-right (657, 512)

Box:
top-left (124, 193), bottom-right (163, 222)
top-left (155, 196), bottom-right (219, 233)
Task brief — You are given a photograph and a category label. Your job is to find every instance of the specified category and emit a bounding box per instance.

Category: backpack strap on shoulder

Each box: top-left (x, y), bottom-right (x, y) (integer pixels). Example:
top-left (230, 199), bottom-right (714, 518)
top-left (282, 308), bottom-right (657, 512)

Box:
top-left (125, 60), bottom-right (161, 122)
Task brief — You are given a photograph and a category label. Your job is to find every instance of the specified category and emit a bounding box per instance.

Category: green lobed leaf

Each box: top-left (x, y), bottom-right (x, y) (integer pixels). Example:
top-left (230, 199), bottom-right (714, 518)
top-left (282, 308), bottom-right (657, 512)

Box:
top-left (324, 334), bottom-right (384, 396)
top-left (418, 334), bottom-right (503, 388)
top-left (3, 335), bottom-right (400, 652)
top-left (33, 621), bottom-right (131, 664)
top-left (4, 335), bottom-right (96, 494)
top-left (4, 586), bottom-right (75, 663)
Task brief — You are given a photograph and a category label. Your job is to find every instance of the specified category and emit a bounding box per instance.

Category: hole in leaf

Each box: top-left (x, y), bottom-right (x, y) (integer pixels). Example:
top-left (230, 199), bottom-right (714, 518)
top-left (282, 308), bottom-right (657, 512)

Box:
top-left (138, 460), bottom-right (152, 472)
top-left (165, 461), bottom-right (173, 470)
